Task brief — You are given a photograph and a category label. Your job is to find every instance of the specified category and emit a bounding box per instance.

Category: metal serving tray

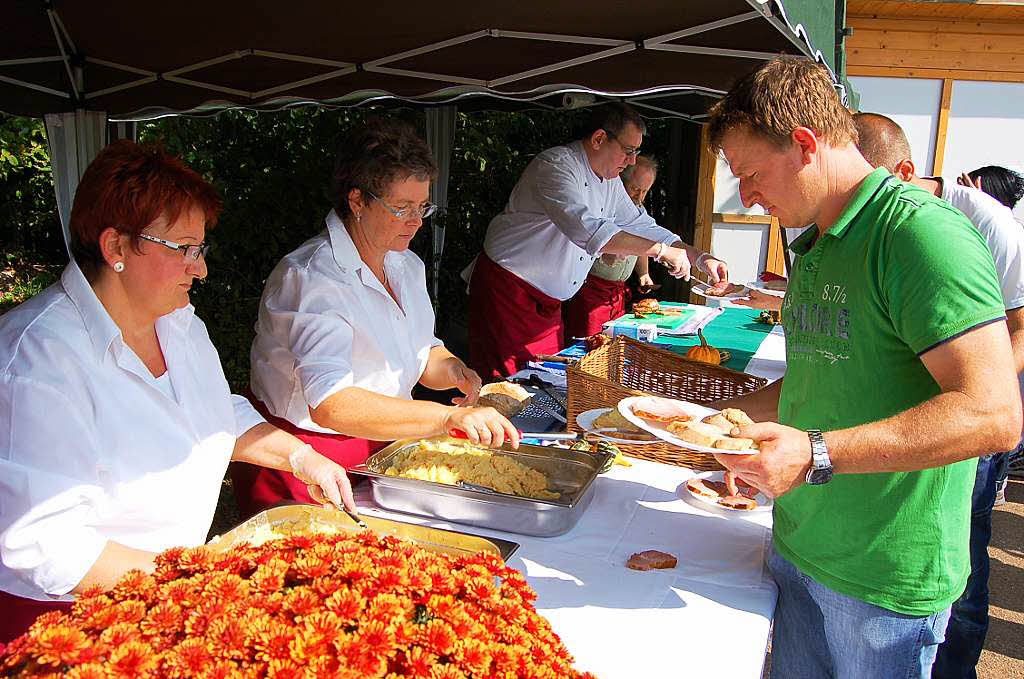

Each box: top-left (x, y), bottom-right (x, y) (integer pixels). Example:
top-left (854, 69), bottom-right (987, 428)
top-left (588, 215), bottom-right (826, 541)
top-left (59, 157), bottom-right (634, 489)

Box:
top-left (348, 436), bottom-right (612, 537)
top-left (208, 504), bottom-right (519, 561)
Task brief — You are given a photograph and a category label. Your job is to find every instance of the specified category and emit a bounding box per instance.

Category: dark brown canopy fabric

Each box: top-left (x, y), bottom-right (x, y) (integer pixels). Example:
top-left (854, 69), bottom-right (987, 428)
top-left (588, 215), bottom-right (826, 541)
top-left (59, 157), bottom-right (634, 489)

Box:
top-left (3, 0), bottom-right (847, 120)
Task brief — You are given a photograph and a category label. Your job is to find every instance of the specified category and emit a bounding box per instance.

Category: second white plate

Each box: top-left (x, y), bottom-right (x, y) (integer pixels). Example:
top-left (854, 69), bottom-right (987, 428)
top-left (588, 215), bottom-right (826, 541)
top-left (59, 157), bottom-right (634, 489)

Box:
top-left (575, 408), bottom-right (660, 444)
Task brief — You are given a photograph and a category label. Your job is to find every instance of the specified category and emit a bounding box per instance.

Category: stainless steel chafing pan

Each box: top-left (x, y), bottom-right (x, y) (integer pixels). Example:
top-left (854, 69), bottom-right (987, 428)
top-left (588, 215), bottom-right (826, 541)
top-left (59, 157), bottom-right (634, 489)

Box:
top-left (348, 436), bottom-right (612, 537)
top-left (208, 503), bottom-right (520, 561)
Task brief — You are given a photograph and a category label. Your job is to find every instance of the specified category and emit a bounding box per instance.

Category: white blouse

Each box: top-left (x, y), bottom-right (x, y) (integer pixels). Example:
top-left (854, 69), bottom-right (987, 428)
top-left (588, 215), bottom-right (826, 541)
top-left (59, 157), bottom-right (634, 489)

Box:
top-left (0, 262), bottom-right (265, 600)
top-left (250, 210), bottom-right (443, 434)
top-left (483, 141), bottom-right (679, 300)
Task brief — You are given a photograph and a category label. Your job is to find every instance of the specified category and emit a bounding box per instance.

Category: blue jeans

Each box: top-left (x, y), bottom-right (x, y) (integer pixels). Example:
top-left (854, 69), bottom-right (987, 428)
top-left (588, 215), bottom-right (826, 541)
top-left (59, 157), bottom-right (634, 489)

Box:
top-left (768, 546), bottom-right (950, 679)
top-left (932, 450), bottom-right (1012, 679)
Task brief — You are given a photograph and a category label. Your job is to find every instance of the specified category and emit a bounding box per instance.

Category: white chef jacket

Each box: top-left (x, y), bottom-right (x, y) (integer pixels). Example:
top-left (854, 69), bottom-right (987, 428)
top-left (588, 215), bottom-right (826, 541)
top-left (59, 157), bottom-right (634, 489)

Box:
top-left (250, 210), bottom-right (443, 434)
top-left (482, 141), bottom-right (679, 300)
top-left (0, 262), bottom-right (265, 600)
top-left (938, 180), bottom-right (1024, 404)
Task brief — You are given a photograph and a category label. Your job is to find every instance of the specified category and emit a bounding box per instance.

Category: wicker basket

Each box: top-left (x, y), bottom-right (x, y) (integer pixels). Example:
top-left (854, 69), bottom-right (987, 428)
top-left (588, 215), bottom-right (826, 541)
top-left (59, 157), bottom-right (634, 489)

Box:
top-left (567, 336), bottom-right (768, 470)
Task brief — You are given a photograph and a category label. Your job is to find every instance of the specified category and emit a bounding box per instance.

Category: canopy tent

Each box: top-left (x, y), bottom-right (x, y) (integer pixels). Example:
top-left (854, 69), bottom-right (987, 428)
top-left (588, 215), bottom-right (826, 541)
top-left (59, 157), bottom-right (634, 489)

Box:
top-left (4, 0), bottom-right (853, 278)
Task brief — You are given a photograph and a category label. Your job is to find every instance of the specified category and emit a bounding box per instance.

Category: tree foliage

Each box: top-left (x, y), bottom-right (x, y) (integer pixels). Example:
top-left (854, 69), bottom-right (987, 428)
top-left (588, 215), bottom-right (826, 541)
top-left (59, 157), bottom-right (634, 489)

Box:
top-left (2, 106), bottom-right (676, 389)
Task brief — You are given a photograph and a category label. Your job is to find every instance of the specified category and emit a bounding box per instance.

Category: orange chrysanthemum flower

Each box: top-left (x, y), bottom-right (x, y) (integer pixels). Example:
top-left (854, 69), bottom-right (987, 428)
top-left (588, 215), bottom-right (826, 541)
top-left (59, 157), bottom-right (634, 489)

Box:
top-left (0, 533), bottom-right (591, 678)
top-left (106, 639), bottom-right (157, 678)
top-left (30, 625), bottom-right (90, 666)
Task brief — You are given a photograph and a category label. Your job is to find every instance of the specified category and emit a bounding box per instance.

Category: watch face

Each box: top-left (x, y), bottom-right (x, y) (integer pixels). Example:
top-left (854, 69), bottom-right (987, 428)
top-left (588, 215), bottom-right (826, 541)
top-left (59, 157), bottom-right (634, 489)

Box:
top-left (807, 467), bottom-right (833, 485)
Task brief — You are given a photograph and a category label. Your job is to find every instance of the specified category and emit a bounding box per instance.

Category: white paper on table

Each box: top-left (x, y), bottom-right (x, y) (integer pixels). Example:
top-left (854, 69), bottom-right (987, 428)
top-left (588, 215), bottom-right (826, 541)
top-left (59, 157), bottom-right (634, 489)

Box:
top-left (669, 305), bottom-right (724, 335)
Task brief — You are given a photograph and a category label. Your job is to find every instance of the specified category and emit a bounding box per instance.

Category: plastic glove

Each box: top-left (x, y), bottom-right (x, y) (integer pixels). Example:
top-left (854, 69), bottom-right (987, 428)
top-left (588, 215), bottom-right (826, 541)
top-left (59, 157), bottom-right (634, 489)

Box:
top-left (656, 245), bottom-right (692, 280)
top-left (289, 444), bottom-right (358, 514)
top-left (697, 253), bottom-right (729, 285)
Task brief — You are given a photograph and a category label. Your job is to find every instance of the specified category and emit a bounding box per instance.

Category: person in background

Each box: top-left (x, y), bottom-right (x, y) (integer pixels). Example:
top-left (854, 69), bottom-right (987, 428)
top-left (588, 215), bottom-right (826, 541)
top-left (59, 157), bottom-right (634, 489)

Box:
top-left (0, 141), bottom-right (357, 645)
top-left (960, 165), bottom-right (1024, 211)
top-left (467, 103), bottom-right (728, 378)
top-left (563, 154), bottom-right (660, 338)
top-left (236, 118), bottom-right (518, 519)
top-left (853, 112), bottom-right (1024, 679)
top-left (961, 165), bottom-right (1024, 505)
top-left (708, 58), bottom-right (1020, 678)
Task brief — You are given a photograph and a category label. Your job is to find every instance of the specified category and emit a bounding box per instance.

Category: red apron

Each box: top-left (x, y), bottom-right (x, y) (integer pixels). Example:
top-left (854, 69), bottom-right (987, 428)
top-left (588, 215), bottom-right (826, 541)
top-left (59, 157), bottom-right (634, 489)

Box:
top-left (563, 273), bottom-right (629, 339)
top-left (0, 590), bottom-right (73, 649)
top-left (467, 253), bottom-right (564, 379)
top-left (229, 394), bottom-right (387, 520)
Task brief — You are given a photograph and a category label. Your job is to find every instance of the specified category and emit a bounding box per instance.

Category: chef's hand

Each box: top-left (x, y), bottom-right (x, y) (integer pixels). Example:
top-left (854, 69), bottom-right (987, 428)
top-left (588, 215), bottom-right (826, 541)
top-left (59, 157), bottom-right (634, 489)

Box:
top-left (289, 444), bottom-right (359, 514)
top-left (637, 273), bottom-right (659, 294)
top-left (733, 289), bottom-right (783, 311)
top-left (446, 358), bottom-right (482, 406)
top-left (444, 406), bottom-right (520, 449)
top-left (657, 245), bottom-right (692, 280)
top-left (711, 422), bottom-right (813, 499)
top-left (957, 172), bottom-right (982, 191)
top-left (698, 254), bottom-right (729, 285)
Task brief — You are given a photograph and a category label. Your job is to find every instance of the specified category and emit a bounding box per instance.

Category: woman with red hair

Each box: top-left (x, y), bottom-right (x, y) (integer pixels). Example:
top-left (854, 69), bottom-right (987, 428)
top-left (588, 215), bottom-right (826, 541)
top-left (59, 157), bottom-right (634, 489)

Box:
top-left (0, 140), bottom-right (357, 646)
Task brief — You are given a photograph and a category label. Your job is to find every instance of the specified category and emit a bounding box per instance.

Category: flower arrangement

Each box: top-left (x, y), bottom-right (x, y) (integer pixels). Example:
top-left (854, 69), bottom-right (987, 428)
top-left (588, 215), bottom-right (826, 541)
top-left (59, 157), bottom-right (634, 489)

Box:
top-left (0, 531), bottom-right (596, 678)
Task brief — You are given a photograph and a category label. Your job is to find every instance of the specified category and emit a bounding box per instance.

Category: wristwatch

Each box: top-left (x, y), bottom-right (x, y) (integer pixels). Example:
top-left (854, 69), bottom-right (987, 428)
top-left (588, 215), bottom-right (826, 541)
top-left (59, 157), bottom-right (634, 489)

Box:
top-left (805, 429), bottom-right (833, 485)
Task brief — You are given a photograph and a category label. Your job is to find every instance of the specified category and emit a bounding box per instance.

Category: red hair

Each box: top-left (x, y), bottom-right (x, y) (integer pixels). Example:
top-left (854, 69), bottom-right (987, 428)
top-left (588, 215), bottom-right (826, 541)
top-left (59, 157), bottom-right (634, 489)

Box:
top-left (69, 140), bottom-right (222, 276)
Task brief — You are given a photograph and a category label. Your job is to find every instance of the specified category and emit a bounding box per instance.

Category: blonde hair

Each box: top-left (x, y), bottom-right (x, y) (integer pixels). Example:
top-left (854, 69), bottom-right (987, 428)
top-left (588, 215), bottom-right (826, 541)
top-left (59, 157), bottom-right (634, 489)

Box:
top-left (707, 57), bottom-right (856, 153)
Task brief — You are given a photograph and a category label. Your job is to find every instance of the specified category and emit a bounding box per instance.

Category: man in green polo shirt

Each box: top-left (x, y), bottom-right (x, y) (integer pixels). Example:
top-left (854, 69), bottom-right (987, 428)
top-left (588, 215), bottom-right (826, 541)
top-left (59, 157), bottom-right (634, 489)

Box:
top-left (707, 57), bottom-right (1021, 679)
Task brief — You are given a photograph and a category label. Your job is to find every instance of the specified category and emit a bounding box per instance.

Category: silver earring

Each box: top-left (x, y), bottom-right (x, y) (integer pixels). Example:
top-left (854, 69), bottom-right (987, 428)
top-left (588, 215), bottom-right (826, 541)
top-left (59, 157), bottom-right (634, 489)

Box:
top-left (113, 262), bottom-right (125, 273)
top-left (356, 213), bottom-right (362, 222)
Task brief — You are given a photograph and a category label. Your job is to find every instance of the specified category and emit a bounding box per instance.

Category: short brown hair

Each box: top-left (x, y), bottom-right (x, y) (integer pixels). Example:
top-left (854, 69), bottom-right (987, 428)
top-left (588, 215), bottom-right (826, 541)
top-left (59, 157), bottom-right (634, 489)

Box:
top-left (331, 117), bottom-right (438, 219)
top-left (707, 57), bottom-right (856, 153)
top-left (69, 140), bottom-right (221, 277)
top-left (584, 102), bottom-right (647, 140)
top-left (852, 112), bottom-right (912, 171)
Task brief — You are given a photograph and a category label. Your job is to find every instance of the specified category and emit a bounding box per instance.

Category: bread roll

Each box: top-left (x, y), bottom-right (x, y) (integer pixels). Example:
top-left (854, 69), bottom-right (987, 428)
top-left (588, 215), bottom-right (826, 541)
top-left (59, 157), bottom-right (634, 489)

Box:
top-left (701, 413), bottom-right (734, 433)
top-left (477, 382), bottom-right (532, 417)
top-left (713, 437), bottom-right (757, 451)
top-left (667, 421), bottom-right (723, 447)
top-left (721, 408), bottom-right (754, 427)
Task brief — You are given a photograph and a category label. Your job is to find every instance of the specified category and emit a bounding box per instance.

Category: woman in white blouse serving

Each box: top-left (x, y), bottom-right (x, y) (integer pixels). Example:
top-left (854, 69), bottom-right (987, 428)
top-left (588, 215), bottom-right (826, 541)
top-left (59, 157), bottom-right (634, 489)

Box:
top-left (0, 141), bottom-right (358, 645)
top-left (235, 118), bottom-right (517, 517)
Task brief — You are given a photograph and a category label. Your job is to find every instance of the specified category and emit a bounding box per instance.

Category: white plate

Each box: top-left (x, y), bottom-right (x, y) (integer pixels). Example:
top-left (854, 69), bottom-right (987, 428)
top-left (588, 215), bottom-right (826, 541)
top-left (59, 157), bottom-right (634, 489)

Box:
top-left (690, 281), bottom-right (750, 300)
top-left (617, 396), bottom-right (757, 455)
top-left (679, 471), bottom-right (773, 513)
top-left (575, 408), bottom-right (660, 444)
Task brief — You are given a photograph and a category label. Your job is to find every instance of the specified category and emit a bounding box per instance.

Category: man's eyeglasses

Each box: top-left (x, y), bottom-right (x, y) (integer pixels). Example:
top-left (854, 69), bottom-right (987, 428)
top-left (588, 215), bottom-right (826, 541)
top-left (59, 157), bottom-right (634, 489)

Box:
top-left (365, 190), bottom-right (438, 219)
top-left (607, 131), bottom-right (641, 158)
top-left (138, 233), bottom-right (210, 261)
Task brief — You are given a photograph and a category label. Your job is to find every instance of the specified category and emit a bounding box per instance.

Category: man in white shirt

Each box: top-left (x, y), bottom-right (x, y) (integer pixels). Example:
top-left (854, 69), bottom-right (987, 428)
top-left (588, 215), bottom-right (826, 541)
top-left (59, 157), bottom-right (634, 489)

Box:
top-left (854, 112), bottom-right (1024, 679)
top-left (467, 103), bottom-right (728, 378)
top-left (563, 154), bottom-right (660, 338)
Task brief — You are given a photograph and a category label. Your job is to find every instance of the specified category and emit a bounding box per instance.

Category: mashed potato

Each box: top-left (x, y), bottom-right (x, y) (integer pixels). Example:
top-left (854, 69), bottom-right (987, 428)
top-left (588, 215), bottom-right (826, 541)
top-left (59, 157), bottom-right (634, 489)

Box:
top-left (384, 440), bottom-right (559, 501)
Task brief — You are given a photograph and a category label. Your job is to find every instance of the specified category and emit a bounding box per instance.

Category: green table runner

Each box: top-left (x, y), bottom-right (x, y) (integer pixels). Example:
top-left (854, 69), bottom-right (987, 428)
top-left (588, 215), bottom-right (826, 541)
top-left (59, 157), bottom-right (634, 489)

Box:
top-left (650, 308), bottom-right (775, 372)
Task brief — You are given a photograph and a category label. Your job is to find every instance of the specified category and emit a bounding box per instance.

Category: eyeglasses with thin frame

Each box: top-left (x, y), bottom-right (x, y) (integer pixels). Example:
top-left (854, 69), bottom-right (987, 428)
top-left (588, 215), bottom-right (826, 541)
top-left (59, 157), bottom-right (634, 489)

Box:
top-left (365, 190), bottom-right (438, 219)
top-left (138, 233), bottom-right (210, 261)
top-left (606, 131), bottom-right (641, 158)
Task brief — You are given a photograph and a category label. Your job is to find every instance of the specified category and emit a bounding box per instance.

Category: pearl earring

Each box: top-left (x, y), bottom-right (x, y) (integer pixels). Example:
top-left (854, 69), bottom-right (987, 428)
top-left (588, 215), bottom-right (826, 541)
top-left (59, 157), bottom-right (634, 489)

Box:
top-left (113, 262), bottom-right (125, 273)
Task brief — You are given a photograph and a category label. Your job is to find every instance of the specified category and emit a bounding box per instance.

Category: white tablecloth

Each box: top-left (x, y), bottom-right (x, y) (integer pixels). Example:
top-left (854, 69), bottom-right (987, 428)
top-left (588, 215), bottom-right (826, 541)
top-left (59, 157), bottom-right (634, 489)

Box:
top-left (354, 457), bottom-right (777, 678)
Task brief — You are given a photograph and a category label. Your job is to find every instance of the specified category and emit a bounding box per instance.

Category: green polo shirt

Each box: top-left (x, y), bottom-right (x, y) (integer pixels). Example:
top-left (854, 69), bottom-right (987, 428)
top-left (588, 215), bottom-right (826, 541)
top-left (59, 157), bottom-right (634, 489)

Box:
top-left (774, 168), bottom-right (1006, 616)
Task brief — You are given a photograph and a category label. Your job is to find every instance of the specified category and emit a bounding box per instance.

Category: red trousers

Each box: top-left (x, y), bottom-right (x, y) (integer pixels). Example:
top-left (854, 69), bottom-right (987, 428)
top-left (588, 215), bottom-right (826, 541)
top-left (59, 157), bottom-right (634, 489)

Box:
top-left (467, 253), bottom-right (564, 379)
top-left (0, 590), bottom-right (72, 649)
top-left (563, 274), bottom-right (629, 339)
top-left (230, 395), bottom-right (387, 520)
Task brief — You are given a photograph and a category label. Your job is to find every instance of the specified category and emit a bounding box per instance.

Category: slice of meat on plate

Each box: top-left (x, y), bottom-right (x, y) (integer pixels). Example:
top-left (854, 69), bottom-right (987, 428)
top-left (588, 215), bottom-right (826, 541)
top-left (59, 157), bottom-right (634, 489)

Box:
top-left (717, 495), bottom-right (759, 510)
top-left (626, 550), bottom-right (678, 571)
top-left (686, 478), bottom-right (728, 499)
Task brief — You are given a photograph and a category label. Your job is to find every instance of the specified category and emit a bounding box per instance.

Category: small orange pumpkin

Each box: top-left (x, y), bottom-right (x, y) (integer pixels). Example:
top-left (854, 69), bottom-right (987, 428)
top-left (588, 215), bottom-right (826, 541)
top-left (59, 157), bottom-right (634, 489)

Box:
top-left (686, 329), bottom-right (721, 365)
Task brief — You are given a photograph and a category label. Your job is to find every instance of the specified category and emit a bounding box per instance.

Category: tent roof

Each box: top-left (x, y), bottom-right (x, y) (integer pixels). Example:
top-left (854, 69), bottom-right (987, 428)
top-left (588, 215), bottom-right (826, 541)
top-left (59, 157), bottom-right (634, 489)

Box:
top-left (3, 0), bottom-right (848, 121)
